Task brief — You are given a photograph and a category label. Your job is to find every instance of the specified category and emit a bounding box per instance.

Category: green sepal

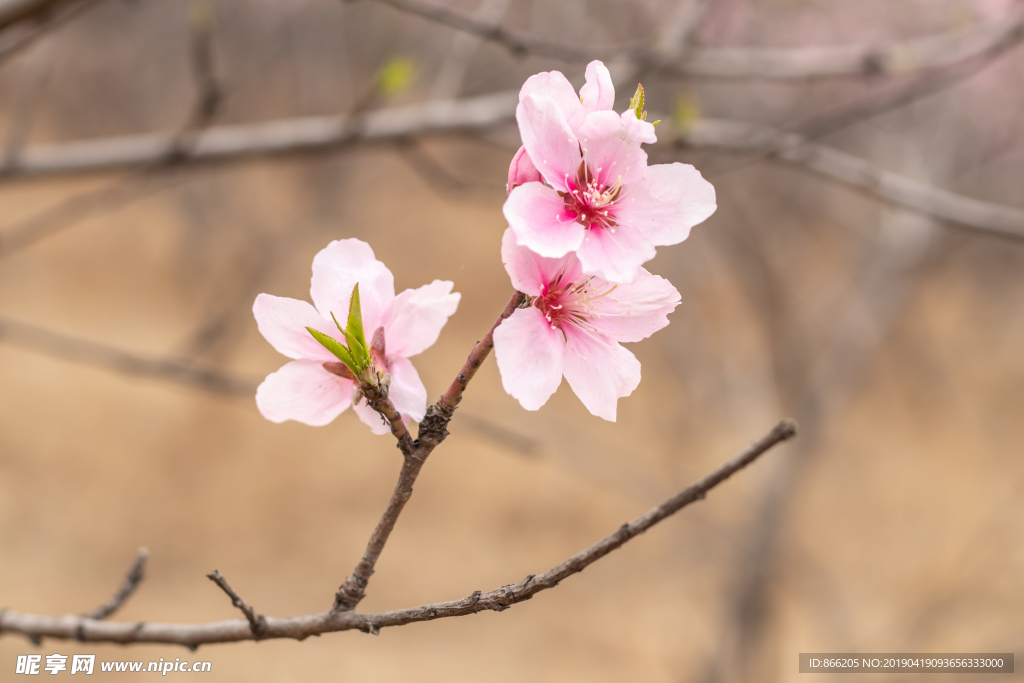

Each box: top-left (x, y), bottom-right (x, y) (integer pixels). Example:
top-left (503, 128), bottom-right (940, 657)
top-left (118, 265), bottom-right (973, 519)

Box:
top-left (306, 327), bottom-right (359, 375)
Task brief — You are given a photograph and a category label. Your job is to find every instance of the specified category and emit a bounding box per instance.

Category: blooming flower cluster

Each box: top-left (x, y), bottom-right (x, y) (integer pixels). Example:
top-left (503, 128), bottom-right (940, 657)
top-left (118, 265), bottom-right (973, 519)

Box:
top-left (253, 62), bottom-right (713, 432)
top-left (494, 61), bottom-right (716, 420)
top-left (253, 239), bottom-right (459, 430)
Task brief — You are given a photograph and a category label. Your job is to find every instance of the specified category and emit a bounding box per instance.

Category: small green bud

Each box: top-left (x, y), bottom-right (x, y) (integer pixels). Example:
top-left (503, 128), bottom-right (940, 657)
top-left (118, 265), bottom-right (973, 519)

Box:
top-left (629, 84), bottom-right (648, 122)
top-left (377, 57), bottom-right (416, 98)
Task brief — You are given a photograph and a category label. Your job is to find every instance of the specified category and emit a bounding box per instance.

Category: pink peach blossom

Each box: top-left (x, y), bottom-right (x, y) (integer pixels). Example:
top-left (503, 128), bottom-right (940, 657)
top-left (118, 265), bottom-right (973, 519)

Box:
top-left (253, 239), bottom-right (460, 432)
top-left (505, 61), bottom-right (614, 196)
top-left (493, 228), bottom-right (680, 420)
top-left (504, 62), bottom-right (717, 283)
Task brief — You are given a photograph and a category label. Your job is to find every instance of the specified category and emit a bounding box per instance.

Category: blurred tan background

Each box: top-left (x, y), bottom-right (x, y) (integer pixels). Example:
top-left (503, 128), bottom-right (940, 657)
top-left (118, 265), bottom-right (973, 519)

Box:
top-left (1, 0), bottom-right (1023, 680)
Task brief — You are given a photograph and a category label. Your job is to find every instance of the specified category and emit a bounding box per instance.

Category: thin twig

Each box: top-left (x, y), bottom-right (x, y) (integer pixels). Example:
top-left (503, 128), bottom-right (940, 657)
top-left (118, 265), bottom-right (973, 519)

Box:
top-left (0, 315), bottom-right (261, 396)
top-left (0, 420), bottom-right (796, 647)
top-left (371, 0), bottom-right (1024, 79)
top-left (84, 548), bottom-right (148, 621)
top-left (428, 0), bottom-right (513, 101)
top-left (0, 0), bottom-right (105, 66)
top-left (205, 571), bottom-right (267, 640)
top-left (0, 314), bottom-right (540, 454)
top-left (675, 119), bottom-right (1024, 242)
top-left (439, 289), bottom-right (526, 413)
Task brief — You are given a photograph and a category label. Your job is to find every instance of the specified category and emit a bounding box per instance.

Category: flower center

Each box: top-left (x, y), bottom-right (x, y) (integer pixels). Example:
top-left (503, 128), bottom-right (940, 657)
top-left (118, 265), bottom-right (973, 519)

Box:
top-left (560, 161), bottom-right (621, 231)
top-left (534, 272), bottom-right (618, 334)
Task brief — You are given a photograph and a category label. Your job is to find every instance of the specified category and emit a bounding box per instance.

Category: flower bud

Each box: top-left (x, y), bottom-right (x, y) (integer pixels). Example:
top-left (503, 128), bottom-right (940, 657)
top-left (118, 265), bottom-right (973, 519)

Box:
top-left (506, 145), bottom-right (542, 196)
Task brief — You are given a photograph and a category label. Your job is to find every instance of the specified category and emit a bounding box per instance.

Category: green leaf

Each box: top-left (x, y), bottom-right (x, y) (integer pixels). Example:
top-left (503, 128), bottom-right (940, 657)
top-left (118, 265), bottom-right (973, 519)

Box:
top-left (347, 284), bottom-right (367, 352)
top-left (629, 84), bottom-right (647, 121)
top-left (330, 311), bottom-right (369, 370)
top-left (307, 327), bottom-right (359, 375)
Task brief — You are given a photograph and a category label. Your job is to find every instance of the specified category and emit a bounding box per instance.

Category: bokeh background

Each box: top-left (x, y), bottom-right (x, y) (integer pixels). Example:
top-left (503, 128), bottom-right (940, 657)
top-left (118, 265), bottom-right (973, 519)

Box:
top-left (1, 0), bottom-right (1023, 680)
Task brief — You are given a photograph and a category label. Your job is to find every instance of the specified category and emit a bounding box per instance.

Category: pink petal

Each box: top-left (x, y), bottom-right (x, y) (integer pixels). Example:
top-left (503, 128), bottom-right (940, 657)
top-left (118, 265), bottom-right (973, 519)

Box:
top-left (506, 145), bottom-right (543, 196)
top-left (574, 223), bottom-right (656, 284)
top-left (503, 182), bottom-right (586, 258)
top-left (352, 399), bottom-right (391, 435)
top-left (385, 280), bottom-right (461, 358)
top-left (576, 110), bottom-right (654, 188)
top-left (255, 359), bottom-right (353, 426)
top-left (617, 163), bottom-right (717, 247)
top-left (386, 356), bottom-right (428, 423)
top-left (561, 333), bottom-right (640, 421)
top-left (579, 61), bottom-right (615, 114)
top-left (310, 239), bottom-right (395, 333)
top-left (493, 307), bottom-right (565, 411)
top-left (516, 94), bottom-right (583, 191)
top-left (500, 227), bottom-right (583, 297)
top-left (592, 268), bottom-right (681, 343)
top-left (518, 70), bottom-right (586, 131)
top-left (253, 293), bottom-right (336, 361)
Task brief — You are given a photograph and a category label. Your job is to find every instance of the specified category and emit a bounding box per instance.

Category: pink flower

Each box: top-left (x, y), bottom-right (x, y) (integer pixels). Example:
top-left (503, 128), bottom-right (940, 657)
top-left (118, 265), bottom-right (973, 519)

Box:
top-left (505, 62), bottom-right (615, 196)
top-left (252, 239), bottom-right (460, 432)
top-left (503, 62), bottom-right (717, 283)
top-left (493, 228), bottom-right (680, 420)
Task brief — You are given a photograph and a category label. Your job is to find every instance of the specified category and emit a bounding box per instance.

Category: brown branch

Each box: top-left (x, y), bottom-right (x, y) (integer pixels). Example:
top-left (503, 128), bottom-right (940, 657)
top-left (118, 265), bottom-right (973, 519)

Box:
top-left (0, 0), bottom-right (105, 66)
top-left (439, 289), bottom-right (526, 413)
top-left (675, 119), bottom-right (1024, 242)
top-left (333, 290), bottom-right (527, 610)
top-left (0, 0), bottom-right (66, 30)
top-left (84, 548), bottom-right (148, 621)
top-left (0, 420), bottom-right (796, 647)
top-left (332, 450), bottom-right (426, 611)
top-left (0, 90), bottom-right (520, 181)
top-left (360, 379), bottom-right (415, 455)
top-left (205, 571), bottom-right (267, 640)
top-left (371, 0), bottom-right (1024, 79)
top-left (4, 99), bottom-right (1021, 245)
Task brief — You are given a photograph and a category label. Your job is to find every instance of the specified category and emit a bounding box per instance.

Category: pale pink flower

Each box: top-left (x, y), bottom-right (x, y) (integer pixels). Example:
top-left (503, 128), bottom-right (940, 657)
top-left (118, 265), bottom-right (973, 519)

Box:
top-left (493, 228), bottom-right (680, 420)
top-left (503, 62), bottom-right (717, 283)
top-left (505, 61), bottom-right (614, 196)
top-left (253, 239), bottom-right (460, 432)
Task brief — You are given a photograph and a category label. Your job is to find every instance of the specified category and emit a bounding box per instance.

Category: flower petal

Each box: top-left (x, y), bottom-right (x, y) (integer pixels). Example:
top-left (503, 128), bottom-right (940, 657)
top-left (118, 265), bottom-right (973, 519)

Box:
top-left (500, 227), bottom-right (583, 297)
top-left (519, 69), bottom-right (586, 130)
top-left (253, 293), bottom-right (336, 361)
top-left (255, 359), bottom-right (353, 426)
top-left (503, 182), bottom-right (586, 259)
top-left (617, 163), bottom-right (717, 247)
top-left (310, 239), bottom-right (395, 334)
top-left (575, 223), bottom-right (656, 284)
top-left (385, 280), bottom-right (461, 358)
top-left (592, 268), bottom-right (681, 343)
top-left (506, 145), bottom-right (543, 196)
top-left (561, 333), bottom-right (640, 421)
top-left (579, 61), bottom-right (615, 115)
top-left (386, 356), bottom-right (428, 423)
top-left (352, 399), bottom-right (391, 435)
top-left (576, 110), bottom-right (654, 188)
top-left (516, 94), bottom-right (583, 191)
top-left (493, 307), bottom-right (565, 411)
